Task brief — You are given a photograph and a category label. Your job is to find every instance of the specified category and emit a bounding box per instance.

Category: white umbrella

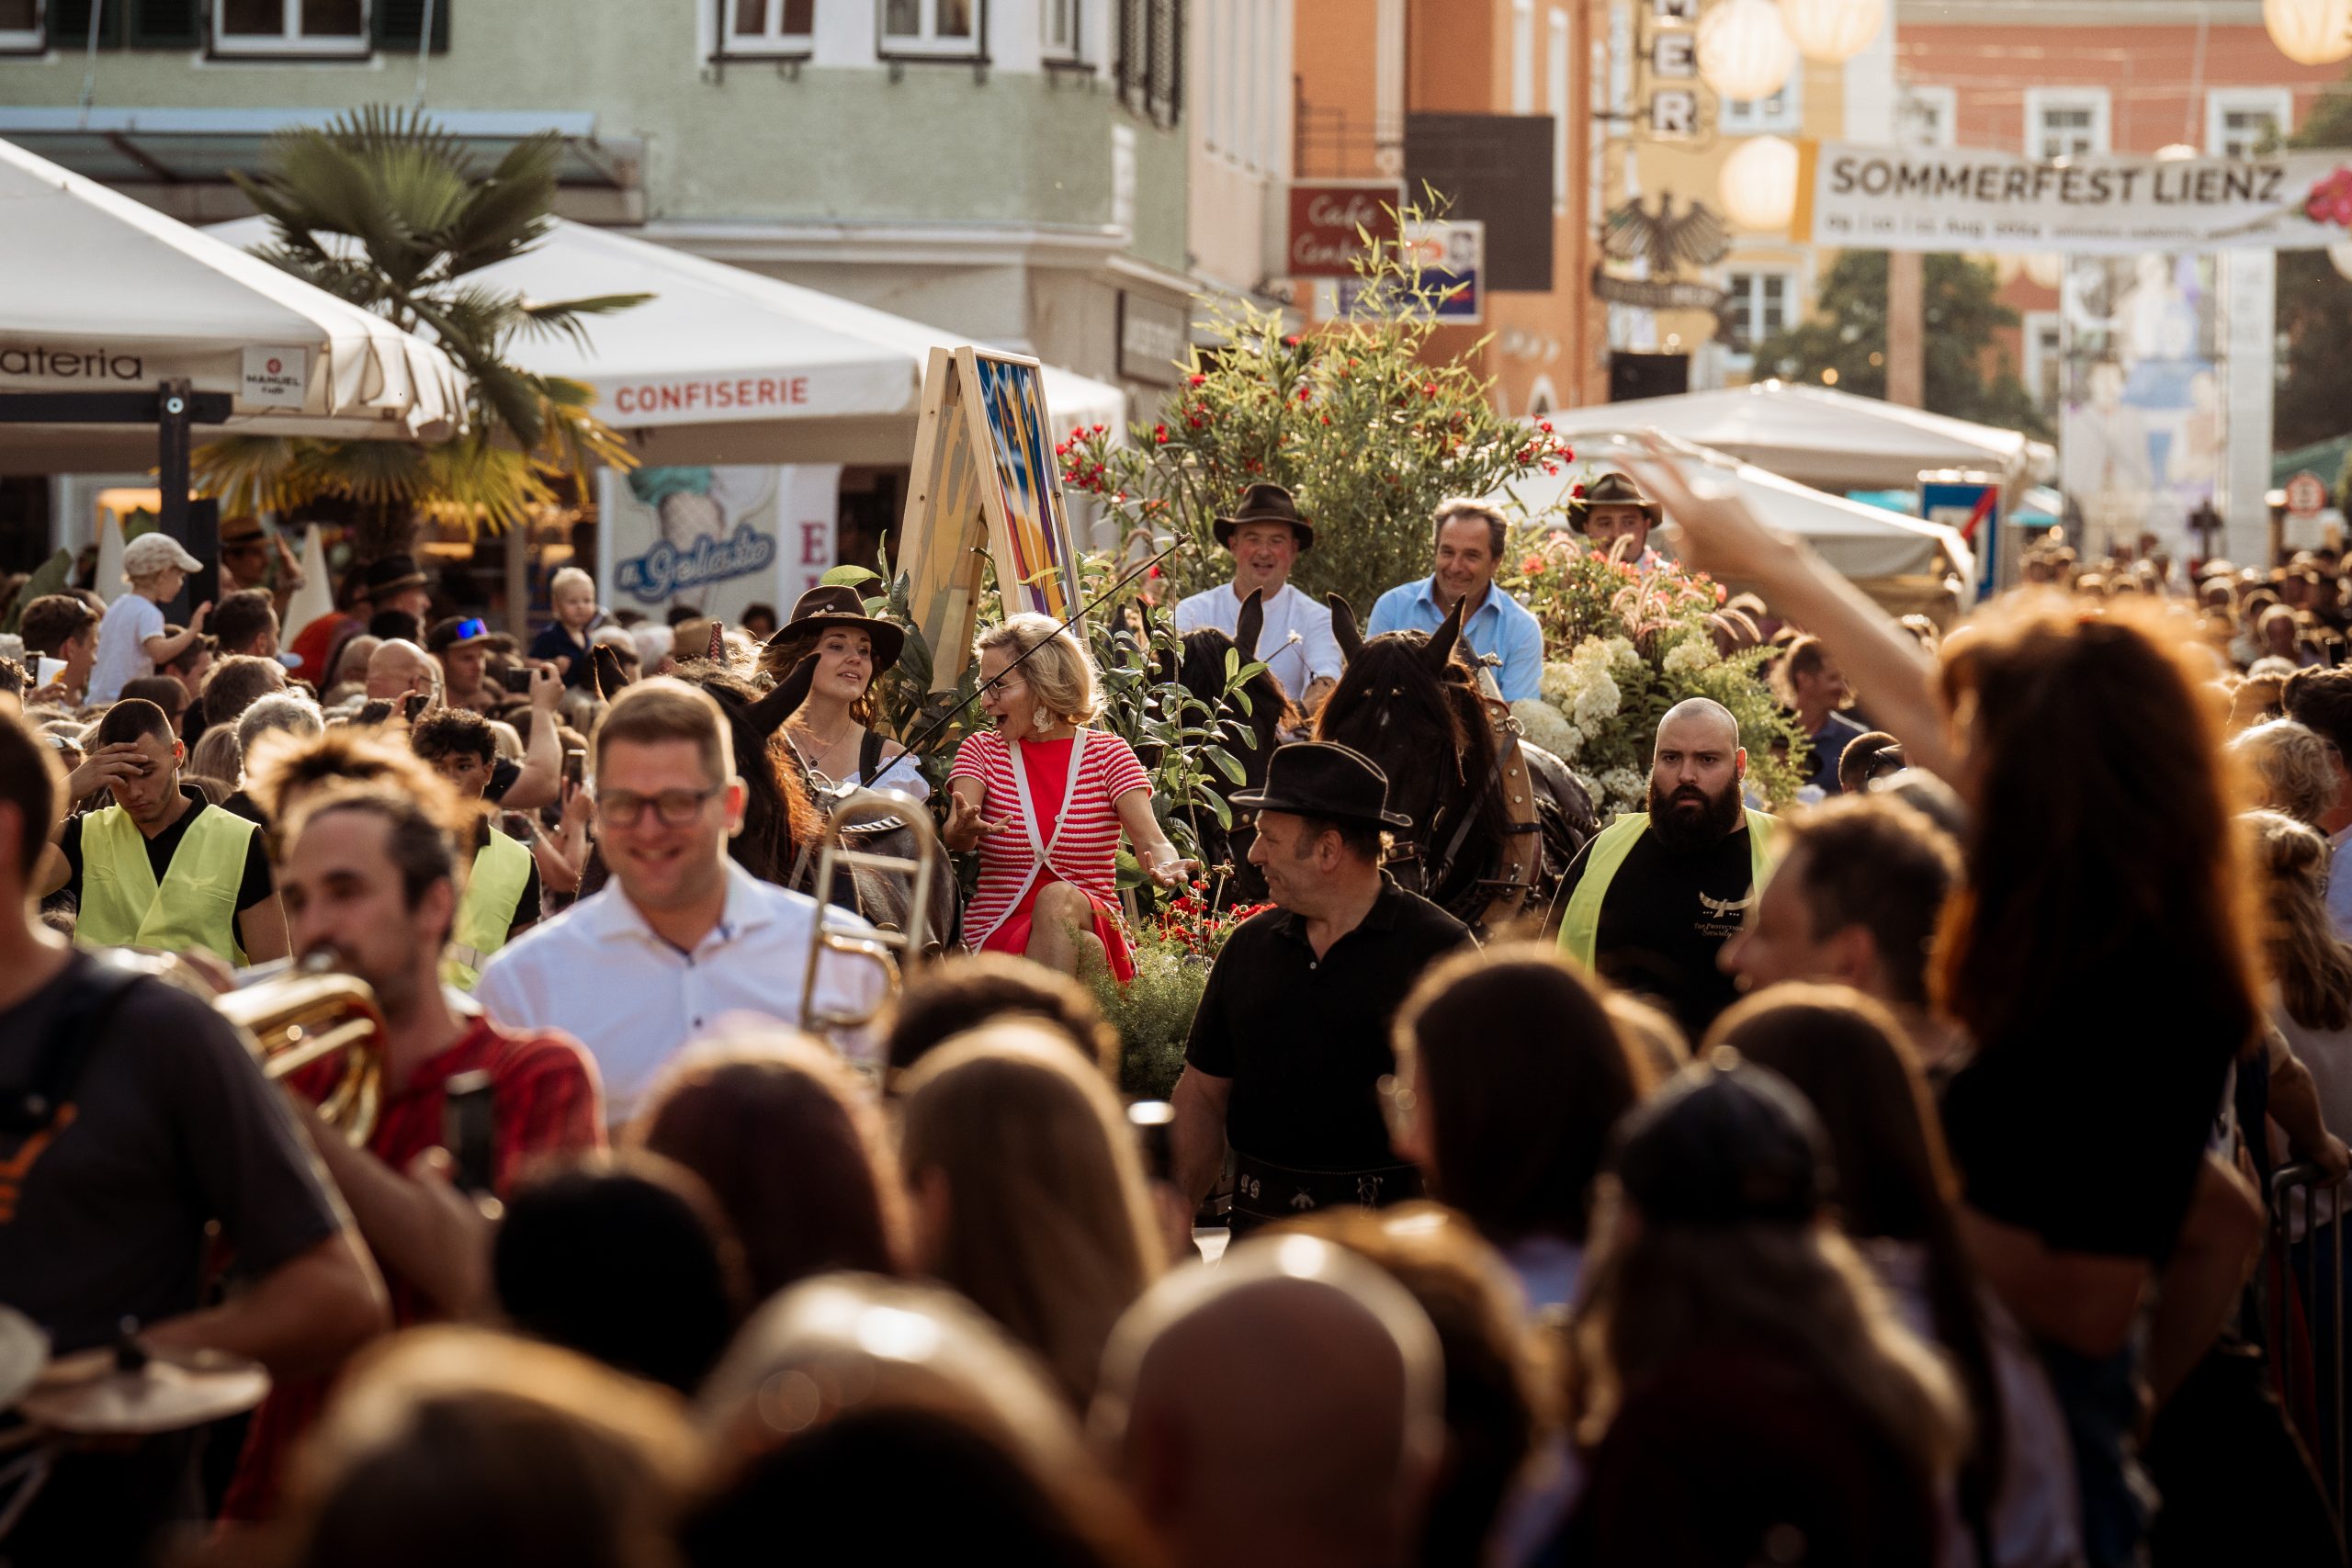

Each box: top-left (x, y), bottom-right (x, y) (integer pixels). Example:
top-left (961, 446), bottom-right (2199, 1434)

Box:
top-left (1490, 428), bottom-right (1974, 586)
top-left (0, 136), bottom-right (462, 472)
top-left (207, 216), bottom-right (1127, 466)
top-left (1538, 381), bottom-right (2054, 492)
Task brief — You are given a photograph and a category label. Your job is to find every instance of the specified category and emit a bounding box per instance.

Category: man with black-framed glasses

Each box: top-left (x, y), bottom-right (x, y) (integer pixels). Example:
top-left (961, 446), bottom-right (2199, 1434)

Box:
top-left (474, 677), bottom-right (886, 1122)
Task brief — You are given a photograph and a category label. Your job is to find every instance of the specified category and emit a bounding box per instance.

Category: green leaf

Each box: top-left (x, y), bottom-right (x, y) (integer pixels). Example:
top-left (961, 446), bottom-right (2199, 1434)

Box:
top-left (1204, 746), bottom-right (1247, 784)
top-left (822, 564), bottom-right (884, 589)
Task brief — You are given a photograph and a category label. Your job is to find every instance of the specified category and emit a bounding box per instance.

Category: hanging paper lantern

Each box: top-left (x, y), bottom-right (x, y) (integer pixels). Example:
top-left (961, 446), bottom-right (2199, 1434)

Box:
top-left (1779, 0), bottom-right (1883, 63)
top-left (1720, 136), bottom-right (1802, 232)
top-left (1698, 0), bottom-right (1799, 103)
top-left (2266, 0), bottom-right (2352, 64)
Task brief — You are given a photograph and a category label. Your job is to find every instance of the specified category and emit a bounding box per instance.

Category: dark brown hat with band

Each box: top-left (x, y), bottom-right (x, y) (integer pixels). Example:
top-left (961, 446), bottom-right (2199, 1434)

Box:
top-left (1228, 740), bottom-right (1411, 830)
top-left (765, 583), bottom-right (907, 671)
top-left (1567, 470), bottom-right (1662, 533)
top-left (1214, 482), bottom-right (1316, 551)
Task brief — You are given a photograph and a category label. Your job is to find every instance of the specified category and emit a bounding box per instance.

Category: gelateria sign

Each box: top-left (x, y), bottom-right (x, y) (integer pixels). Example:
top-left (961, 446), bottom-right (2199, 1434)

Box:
top-left (1794, 142), bottom-right (2352, 254)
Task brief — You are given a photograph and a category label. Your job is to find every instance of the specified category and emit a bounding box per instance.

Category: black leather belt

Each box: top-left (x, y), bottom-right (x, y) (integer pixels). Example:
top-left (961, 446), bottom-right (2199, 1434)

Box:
top-left (1227, 1150), bottom-right (1422, 1236)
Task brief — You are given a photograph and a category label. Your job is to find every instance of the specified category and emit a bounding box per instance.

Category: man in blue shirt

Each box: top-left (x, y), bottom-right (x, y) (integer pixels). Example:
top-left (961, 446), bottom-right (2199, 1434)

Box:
top-left (1365, 499), bottom-right (1546, 701)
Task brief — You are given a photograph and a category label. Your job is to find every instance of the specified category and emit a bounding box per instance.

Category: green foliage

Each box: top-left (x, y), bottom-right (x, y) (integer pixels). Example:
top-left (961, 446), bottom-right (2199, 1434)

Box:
top-left (1057, 208), bottom-right (1573, 615)
top-left (1748, 251), bottom-right (2052, 442)
top-left (1098, 937), bottom-right (1204, 1099)
top-left (1501, 536), bottom-right (1805, 814)
top-left (2279, 96), bottom-right (2352, 459)
top-left (194, 106), bottom-right (646, 550)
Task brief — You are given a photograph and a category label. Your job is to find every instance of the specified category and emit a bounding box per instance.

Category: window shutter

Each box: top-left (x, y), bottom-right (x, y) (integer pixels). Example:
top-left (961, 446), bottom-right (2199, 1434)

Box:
top-left (372, 0), bottom-right (448, 52)
top-left (126, 0), bottom-right (198, 47)
top-left (49, 0), bottom-right (125, 49)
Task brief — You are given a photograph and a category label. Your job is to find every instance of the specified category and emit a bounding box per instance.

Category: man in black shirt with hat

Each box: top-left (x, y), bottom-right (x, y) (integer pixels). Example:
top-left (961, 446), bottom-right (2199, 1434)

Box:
top-left (1171, 741), bottom-right (1475, 1235)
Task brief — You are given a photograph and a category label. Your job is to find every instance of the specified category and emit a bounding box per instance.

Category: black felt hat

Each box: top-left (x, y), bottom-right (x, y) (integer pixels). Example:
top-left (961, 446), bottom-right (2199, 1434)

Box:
top-left (1609, 1050), bottom-right (1831, 1229)
top-left (764, 583), bottom-right (906, 671)
top-left (1213, 482), bottom-right (1316, 551)
top-left (358, 553), bottom-right (430, 600)
top-left (1228, 740), bottom-right (1412, 830)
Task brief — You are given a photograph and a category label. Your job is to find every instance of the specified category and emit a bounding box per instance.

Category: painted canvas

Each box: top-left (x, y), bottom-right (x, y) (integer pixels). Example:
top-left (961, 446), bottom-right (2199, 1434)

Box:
top-left (966, 347), bottom-right (1083, 622)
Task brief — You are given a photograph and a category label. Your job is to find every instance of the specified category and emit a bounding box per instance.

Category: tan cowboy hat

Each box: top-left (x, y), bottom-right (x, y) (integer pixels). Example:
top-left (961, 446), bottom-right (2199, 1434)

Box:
top-left (1213, 482), bottom-right (1315, 551)
top-left (764, 583), bottom-right (907, 671)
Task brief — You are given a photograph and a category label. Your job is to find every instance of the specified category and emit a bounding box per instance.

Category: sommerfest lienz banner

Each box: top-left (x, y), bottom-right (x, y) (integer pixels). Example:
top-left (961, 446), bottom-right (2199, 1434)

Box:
top-left (1793, 142), bottom-right (2352, 254)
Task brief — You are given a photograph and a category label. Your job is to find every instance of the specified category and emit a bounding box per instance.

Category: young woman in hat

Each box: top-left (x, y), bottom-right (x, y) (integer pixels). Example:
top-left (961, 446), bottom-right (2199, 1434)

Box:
top-left (944, 614), bottom-right (1194, 981)
top-left (759, 585), bottom-right (928, 801)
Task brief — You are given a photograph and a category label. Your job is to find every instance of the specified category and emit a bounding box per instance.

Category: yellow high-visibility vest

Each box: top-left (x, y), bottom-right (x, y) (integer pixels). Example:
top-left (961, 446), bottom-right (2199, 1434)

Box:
top-left (77, 800), bottom-right (255, 964)
top-left (1557, 808), bottom-right (1777, 971)
top-left (444, 829), bottom-right (533, 993)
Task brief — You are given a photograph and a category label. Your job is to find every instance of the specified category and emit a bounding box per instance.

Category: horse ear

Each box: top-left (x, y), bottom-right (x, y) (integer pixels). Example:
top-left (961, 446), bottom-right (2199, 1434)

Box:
top-left (747, 652), bottom-right (818, 738)
top-left (1424, 595), bottom-right (1465, 672)
top-left (1328, 593), bottom-right (1363, 662)
top-left (1235, 590), bottom-right (1264, 663)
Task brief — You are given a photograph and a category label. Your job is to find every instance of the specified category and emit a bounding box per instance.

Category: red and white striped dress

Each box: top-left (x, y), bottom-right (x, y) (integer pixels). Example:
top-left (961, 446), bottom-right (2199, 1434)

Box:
top-left (949, 727), bottom-right (1155, 981)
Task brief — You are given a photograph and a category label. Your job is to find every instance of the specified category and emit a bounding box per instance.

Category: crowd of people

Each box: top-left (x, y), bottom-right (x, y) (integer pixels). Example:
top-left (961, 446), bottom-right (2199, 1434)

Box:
top-left (2, 446), bottom-right (2350, 1568)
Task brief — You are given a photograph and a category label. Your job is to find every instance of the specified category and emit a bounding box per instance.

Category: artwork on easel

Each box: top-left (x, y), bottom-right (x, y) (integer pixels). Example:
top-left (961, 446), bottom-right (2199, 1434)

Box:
top-left (899, 345), bottom-right (1084, 693)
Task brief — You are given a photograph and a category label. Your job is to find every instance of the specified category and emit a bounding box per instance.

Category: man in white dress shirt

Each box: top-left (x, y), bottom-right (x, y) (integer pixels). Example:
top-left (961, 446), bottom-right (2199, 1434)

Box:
top-left (476, 677), bottom-right (882, 1122)
top-left (1173, 483), bottom-right (1343, 712)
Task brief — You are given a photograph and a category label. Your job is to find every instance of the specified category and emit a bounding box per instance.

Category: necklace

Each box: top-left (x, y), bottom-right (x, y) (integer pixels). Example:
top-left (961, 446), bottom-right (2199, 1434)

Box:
top-left (787, 718), bottom-right (862, 782)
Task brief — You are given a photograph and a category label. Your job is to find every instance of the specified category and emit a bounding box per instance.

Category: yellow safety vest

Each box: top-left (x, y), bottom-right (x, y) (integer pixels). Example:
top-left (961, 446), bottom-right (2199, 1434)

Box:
top-left (77, 800), bottom-right (256, 964)
top-left (443, 829), bottom-right (533, 993)
top-left (1557, 807), bottom-right (1778, 971)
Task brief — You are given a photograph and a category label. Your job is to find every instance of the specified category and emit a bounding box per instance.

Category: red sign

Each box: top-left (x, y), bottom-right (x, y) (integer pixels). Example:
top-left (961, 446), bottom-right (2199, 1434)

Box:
top-left (2289, 469), bottom-right (2328, 517)
top-left (1285, 182), bottom-right (1404, 278)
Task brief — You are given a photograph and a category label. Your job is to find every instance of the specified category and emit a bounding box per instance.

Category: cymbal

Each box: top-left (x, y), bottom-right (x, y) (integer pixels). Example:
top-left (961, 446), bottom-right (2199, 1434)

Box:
top-left (0, 1307), bottom-right (49, 1415)
top-left (19, 1343), bottom-right (269, 1436)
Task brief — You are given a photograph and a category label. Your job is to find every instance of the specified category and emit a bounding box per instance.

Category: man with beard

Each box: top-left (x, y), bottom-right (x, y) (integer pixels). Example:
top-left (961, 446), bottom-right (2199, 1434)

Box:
top-left (1556, 698), bottom-right (1776, 1040)
top-left (222, 781), bottom-right (601, 1521)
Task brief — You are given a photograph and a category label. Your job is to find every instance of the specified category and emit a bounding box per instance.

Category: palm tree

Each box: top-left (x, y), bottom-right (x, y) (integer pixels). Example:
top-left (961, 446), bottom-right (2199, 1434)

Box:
top-left (195, 107), bottom-right (648, 558)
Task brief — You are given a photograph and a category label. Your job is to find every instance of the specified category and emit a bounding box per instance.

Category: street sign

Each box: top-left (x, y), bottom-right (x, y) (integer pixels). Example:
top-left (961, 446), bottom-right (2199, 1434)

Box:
top-left (1283, 182), bottom-right (1404, 278)
top-left (2288, 469), bottom-right (2328, 518)
top-left (1923, 474), bottom-right (2001, 603)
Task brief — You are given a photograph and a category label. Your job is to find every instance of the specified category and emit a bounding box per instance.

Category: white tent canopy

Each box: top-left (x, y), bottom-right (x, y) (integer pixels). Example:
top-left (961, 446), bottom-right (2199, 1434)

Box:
top-left (0, 137), bottom-right (461, 473)
top-left (1537, 381), bottom-right (2055, 493)
top-left (1490, 428), bottom-right (1974, 586)
top-left (208, 216), bottom-right (1126, 467)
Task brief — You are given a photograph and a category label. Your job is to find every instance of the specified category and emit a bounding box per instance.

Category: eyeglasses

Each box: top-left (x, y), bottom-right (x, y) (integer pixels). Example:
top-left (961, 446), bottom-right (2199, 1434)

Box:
top-left (594, 785), bottom-right (721, 827)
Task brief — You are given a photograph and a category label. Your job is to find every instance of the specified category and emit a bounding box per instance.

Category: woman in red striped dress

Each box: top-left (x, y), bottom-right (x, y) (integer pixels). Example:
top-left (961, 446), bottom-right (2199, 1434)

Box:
top-left (944, 614), bottom-right (1193, 980)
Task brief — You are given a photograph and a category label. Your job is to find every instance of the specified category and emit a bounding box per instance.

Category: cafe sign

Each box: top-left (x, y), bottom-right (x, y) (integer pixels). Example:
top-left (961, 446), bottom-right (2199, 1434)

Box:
top-left (1284, 181), bottom-right (1405, 278)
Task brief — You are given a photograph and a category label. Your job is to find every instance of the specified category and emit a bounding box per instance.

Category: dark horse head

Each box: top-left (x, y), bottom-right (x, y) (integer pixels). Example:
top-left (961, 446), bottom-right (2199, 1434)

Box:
top-left (1313, 592), bottom-right (1512, 918)
top-left (1159, 590), bottom-right (1295, 904)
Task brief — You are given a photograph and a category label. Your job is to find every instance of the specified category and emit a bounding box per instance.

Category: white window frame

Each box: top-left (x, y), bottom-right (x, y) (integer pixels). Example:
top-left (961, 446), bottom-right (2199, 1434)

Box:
top-left (1724, 267), bottom-right (1795, 350)
top-left (1511, 0), bottom-right (1534, 115)
top-left (2022, 309), bottom-right (2063, 416)
top-left (723, 0), bottom-right (816, 56)
top-left (0, 0), bottom-right (41, 52)
top-left (880, 0), bottom-right (982, 55)
top-left (1549, 8), bottom-right (1570, 213)
top-left (1898, 84), bottom-right (1955, 149)
top-left (1721, 72), bottom-right (1801, 135)
top-left (1041, 0), bottom-right (1079, 60)
top-left (213, 0), bottom-right (369, 55)
top-left (2024, 86), bottom-right (2109, 160)
top-left (2208, 86), bottom-right (2292, 159)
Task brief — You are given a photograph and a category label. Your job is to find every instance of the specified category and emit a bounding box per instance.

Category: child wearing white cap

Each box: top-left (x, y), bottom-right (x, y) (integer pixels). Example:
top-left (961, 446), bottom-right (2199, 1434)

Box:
top-left (87, 532), bottom-right (210, 705)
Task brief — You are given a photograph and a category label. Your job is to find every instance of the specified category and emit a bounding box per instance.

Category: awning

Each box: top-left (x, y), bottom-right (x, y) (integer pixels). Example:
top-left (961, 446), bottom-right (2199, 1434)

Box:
top-left (0, 107), bottom-right (634, 190)
top-left (208, 215), bottom-right (1128, 467)
top-left (0, 135), bottom-right (463, 472)
top-left (1489, 427), bottom-right (1974, 587)
top-left (1539, 381), bottom-right (2056, 492)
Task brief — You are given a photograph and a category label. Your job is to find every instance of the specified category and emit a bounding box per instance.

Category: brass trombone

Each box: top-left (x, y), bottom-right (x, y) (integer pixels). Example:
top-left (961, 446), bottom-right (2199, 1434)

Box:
top-left (799, 786), bottom-right (944, 1037)
top-left (210, 956), bottom-right (386, 1145)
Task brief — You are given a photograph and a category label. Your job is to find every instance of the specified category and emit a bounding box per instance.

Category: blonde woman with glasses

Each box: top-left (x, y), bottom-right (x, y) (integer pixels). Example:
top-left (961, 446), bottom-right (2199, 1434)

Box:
top-left (944, 614), bottom-right (1193, 981)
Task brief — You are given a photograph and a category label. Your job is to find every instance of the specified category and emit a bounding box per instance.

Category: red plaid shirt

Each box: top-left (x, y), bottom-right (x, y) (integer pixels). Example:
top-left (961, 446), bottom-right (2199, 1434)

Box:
top-left (220, 1015), bottom-right (603, 1521)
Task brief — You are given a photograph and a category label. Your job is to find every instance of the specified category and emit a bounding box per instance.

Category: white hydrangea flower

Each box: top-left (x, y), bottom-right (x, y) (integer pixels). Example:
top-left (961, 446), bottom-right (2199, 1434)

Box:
top-left (1538, 660), bottom-right (1577, 706)
top-left (1662, 637), bottom-right (1718, 676)
top-left (1510, 698), bottom-right (1581, 759)
top-left (1597, 767), bottom-right (1648, 814)
top-left (1571, 671), bottom-right (1620, 729)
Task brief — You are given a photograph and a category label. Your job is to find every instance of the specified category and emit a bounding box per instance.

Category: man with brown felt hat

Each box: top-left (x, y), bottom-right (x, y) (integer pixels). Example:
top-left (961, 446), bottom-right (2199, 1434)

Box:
top-left (1174, 482), bottom-right (1344, 709)
top-left (1170, 741), bottom-right (1474, 1236)
top-left (1568, 470), bottom-right (1665, 567)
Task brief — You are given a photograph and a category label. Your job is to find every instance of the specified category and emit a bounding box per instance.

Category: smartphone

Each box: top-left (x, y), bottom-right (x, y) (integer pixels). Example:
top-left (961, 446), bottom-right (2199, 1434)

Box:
top-left (562, 747), bottom-right (586, 788)
top-left (402, 690), bottom-right (431, 722)
top-left (499, 666), bottom-right (536, 694)
top-left (443, 1070), bottom-right (498, 1197)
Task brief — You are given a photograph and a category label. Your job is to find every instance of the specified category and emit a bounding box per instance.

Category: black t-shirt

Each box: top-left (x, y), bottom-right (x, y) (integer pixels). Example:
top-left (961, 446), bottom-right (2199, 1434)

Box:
top-left (1561, 821), bottom-right (1753, 1043)
top-left (1939, 1010), bottom-right (2234, 1261)
top-left (58, 785), bottom-right (276, 913)
top-left (1185, 876), bottom-right (1475, 1171)
top-left (0, 953), bottom-right (344, 1351)
top-left (486, 756), bottom-right (522, 803)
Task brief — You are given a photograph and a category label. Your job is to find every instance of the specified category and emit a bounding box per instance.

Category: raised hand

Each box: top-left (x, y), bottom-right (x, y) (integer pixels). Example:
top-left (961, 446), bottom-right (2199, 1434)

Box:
top-left (1622, 433), bottom-right (1799, 584)
top-left (943, 791), bottom-right (1008, 852)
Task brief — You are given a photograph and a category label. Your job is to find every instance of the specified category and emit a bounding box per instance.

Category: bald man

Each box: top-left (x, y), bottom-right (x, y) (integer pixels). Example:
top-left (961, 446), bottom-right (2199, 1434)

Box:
top-left (363, 638), bottom-right (441, 704)
top-left (1556, 697), bottom-right (1776, 1040)
top-left (1091, 1235), bottom-right (1443, 1568)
